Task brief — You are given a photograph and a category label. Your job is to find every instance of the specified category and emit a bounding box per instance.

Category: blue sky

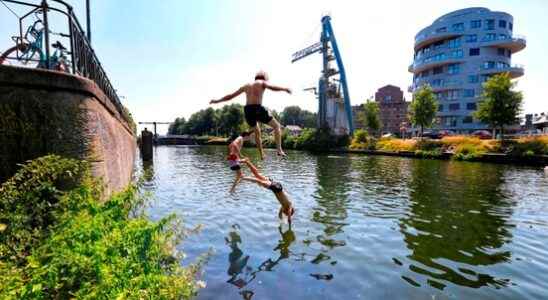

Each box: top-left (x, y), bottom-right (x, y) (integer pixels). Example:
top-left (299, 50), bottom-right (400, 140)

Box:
top-left (1, 0), bottom-right (547, 134)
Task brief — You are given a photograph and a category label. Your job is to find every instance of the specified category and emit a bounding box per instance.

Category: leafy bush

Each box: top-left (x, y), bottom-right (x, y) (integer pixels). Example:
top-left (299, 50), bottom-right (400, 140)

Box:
top-left (415, 139), bottom-right (443, 151)
top-left (453, 143), bottom-right (486, 161)
top-left (0, 156), bottom-right (201, 299)
top-left (509, 136), bottom-right (548, 156)
top-left (349, 129), bottom-right (375, 150)
top-left (415, 149), bottom-right (443, 158)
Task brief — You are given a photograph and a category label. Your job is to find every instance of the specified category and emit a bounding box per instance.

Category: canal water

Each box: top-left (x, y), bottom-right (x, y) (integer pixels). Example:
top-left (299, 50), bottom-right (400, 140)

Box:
top-left (139, 146), bottom-right (548, 299)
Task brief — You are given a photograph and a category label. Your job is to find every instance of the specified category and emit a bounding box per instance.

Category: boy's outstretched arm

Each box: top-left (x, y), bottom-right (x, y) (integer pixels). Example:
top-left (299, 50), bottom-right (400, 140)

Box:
top-left (263, 82), bottom-right (292, 94)
top-left (210, 86), bottom-right (246, 104)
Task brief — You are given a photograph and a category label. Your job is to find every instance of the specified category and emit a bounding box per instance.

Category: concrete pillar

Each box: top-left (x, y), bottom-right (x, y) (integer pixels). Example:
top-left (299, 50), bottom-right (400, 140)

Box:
top-left (141, 129), bottom-right (153, 161)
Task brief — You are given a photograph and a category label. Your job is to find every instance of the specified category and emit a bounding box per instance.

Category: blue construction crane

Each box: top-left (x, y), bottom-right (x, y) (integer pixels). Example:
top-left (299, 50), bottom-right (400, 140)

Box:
top-left (291, 15), bottom-right (354, 135)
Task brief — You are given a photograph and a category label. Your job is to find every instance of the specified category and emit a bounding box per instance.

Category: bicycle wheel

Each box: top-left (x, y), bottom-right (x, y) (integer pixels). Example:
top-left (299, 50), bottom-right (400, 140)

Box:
top-left (0, 43), bottom-right (41, 68)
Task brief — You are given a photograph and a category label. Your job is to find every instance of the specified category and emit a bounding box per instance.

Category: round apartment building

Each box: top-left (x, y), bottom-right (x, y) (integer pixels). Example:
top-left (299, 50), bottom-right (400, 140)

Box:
top-left (409, 7), bottom-right (526, 133)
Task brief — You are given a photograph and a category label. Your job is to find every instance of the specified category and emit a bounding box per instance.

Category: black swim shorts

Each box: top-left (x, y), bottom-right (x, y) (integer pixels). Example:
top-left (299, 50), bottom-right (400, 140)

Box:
top-left (244, 104), bottom-right (273, 127)
top-left (267, 180), bottom-right (283, 194)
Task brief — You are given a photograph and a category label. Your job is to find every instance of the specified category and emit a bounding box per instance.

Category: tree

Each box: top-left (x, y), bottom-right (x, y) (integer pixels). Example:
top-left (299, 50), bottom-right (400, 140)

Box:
top-left (474, 72), bottom-right (522, 140)
top-left (281, 106), bottom-right (303, 126)
top-left (218, 104), bottom-right (245, 136)
top-left (409, 85), bottom-right (438, 137)
top-left (360, 99), bottom-right (381, 136)
top-left (281, 106), bottom-right (317, 128)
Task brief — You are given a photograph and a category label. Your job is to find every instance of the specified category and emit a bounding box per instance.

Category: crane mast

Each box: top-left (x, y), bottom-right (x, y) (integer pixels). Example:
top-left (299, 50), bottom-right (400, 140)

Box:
top-left (291, 15), bottom-right (354, 136)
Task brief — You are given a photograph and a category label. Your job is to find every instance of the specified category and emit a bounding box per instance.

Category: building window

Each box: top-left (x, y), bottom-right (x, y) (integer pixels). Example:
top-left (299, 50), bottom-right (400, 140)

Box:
top-left (483, 61), bottom-right (496, 69)
top-left (452, 23), bottom-right (464, 32)
top-left (471, 20), bottom-right (481, 28)
top-left (447, 63), bottom-right (460, 75)
top-left (449, 103), bottom-right (460, 111)
top-left (496, 61), bottom-right (510, 69)
top-left (463, 116), bottom-right (474, 123)
top-left (466, 103), bottom-right (477, 110)
top-left (431, 79), bottom-right (444, 87)
top-left (451, 49), bottom-right (463, 58)
top-left (385, 95), bottom-right (392, 101)
top-left (447, 37), bottom-right (461, 48)
top-left (499, 20), bottom-right (507, 28)
top-left (463, 89), bottom-right (475, 97)
top-left (499, 34), bottom-right (508, 40)
top-left (468, 75), bottom-right (479, 83)
top-left (447, 90), bottom-right (459, 100)
top-left (466, 34), bottom-right (477, 43)
top-left (509, 22), bottom-right (513, 31)
top-left (497, 48), bottom-right (506, 56)
top-left (433, 66), bottom-right (443, 75)
top-left (438, 105), bottom-right (443, 112)
top-left (469, 48), bottom-right (480, 56)
top-left (486, 19), bottom-right (495, 30)
top-left (436, 27), bottom-right (447, 33)
top-left (433, 40), bottom-right (444, 50)
top-left (483, 33), bottom-right (497, 41)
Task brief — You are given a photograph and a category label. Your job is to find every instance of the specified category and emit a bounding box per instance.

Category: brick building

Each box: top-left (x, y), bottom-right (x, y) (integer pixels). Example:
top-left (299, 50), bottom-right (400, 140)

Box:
top-left (375, 85), bottom-right (409, 135)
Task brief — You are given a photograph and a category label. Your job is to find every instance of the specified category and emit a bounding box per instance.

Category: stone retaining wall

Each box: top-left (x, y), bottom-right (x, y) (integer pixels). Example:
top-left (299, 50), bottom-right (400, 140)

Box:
top-left (0, 65), bottom-right (136, 196)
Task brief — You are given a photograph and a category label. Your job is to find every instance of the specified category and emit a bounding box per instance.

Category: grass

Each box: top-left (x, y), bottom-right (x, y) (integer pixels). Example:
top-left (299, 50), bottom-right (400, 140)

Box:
top-left (0, 155), bottom-right (204, 299)
top-left (376, 138), bottom-right (416, 152)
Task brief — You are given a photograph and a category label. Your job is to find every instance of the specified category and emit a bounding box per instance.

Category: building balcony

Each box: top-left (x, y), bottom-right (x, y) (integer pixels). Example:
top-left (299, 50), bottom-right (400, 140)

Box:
top-left (414, 31), bottom-right (463, 51)
top-left (480, 64), bottom-right (525, 78)
top-left (409, 79), bottom-right (463, 93)
top-left (409, 56), bottom-right (464, 73)
top-left (481, 35), bottom-right (526, 53)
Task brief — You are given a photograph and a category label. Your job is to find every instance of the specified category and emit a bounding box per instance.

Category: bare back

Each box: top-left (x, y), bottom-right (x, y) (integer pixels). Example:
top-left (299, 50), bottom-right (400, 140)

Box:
top-left (243, 80), bottom-right (266, 105)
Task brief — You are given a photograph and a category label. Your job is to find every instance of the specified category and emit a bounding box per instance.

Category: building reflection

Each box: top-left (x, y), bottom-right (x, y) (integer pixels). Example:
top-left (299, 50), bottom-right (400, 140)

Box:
top-left (399, 160), bottom-right (515, 289)
top-left (308, 155), bottom-right (352, 261)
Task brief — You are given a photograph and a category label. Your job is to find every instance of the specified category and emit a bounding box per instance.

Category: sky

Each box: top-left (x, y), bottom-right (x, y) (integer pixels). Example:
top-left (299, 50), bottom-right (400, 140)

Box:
top-left (1, 0), bottom-right (547, 134)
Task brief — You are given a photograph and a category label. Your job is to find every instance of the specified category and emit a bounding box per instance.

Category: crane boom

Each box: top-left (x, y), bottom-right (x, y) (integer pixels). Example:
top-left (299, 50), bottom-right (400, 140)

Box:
top-left (291, 42), bottom-right (323, 63)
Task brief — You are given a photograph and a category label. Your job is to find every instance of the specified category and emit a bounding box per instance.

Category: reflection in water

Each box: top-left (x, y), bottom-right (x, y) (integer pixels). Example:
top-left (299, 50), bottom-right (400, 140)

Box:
top-left (400, 160), bottom-right (515, 289)
top-left (141, 159), bottom-right (155, 184)
top-left (310, 156), bottom-right (351, 255)
top-left (225, 225), bottom-right (297, 298)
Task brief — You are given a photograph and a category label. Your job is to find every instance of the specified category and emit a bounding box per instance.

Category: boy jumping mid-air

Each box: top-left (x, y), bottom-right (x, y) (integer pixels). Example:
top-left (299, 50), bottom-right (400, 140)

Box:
top-left (241, 159), bottom-right (295, 225)
top-left (210, 71), bottom-right (291, 159)
top-left (227, 131), bottom-right (253, 193)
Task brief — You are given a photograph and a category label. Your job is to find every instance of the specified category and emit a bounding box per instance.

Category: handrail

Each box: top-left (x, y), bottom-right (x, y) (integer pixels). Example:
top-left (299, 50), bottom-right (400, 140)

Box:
top-left (1, 0), bottom-right (124, 116)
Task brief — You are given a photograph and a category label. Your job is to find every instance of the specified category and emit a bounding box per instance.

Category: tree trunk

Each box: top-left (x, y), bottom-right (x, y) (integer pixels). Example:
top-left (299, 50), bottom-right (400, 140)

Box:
top-left (500, 126), bottom-right (504, 141)
top-left (420, 125), bottom-right (424, 138)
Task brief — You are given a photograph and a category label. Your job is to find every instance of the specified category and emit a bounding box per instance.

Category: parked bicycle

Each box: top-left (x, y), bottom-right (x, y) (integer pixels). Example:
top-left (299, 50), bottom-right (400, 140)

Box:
top-left (0, 18), bottom-right (71, 72)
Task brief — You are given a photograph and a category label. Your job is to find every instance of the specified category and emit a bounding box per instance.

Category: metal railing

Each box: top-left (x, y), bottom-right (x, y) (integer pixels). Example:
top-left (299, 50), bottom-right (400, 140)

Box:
top-left (1, 0), bottom-right (124, 116)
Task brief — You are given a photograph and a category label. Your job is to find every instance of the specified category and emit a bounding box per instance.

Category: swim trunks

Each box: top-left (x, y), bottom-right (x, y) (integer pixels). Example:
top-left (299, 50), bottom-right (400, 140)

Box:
top-left (244, 104), bottom-right (273, 127)
top-left (227, 154), bottom-right (241, 171)
top-left (267, 179), bottom-right (283, 194)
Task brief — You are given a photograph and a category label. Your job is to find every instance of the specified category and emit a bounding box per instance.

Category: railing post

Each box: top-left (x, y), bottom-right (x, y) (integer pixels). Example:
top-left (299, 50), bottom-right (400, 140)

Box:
top-left (67, 8), bottom-right (76, 74)
top-left (41, 0), bottom-right (50, 69)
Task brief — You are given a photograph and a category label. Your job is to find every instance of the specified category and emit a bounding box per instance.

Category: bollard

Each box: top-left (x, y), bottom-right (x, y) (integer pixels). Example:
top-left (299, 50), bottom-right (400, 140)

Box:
top-left (141, 128), bottom-right (153, 161)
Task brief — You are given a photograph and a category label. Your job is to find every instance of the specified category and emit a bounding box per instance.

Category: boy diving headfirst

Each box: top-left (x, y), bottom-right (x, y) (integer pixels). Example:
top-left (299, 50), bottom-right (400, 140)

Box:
top-left (210, 71), bottom-right (291, 159)
top-left (227, 131), bottom-right (253, 193)
top-left (241, 159), bottom-right (295, 225)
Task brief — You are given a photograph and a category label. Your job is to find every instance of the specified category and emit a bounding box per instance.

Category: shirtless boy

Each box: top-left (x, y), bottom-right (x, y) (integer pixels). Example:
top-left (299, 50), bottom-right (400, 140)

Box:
top-left (227, 131), bottom-right (253, 193)
top-left (210, 71), bottom-right (291, 159)
top-left (241, 159), bottom-right (295, 225)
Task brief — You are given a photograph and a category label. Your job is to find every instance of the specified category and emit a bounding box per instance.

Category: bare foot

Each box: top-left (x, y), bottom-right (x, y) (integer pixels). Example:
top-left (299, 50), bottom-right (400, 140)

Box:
top-left (277, 150), bottom-right (287, 157)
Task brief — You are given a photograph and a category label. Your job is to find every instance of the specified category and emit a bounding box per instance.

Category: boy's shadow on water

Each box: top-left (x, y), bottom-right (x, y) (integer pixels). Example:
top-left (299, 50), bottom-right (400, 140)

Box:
top-left (225, 224), bottom-right (296, 298)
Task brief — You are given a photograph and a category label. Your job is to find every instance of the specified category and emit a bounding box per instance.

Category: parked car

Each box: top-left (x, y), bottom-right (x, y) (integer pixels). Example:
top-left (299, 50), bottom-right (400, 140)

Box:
top-left (471, 130), bottom-right (492, 139)
top-left (421, 131), bottom-right (442, 139)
